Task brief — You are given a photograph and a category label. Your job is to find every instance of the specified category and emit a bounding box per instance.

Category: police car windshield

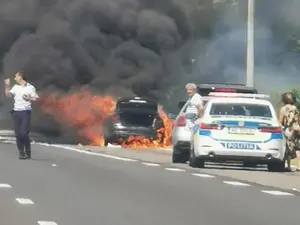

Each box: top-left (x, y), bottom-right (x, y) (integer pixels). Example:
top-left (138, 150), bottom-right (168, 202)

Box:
top-left (209, 103), bottom-right (272, 118)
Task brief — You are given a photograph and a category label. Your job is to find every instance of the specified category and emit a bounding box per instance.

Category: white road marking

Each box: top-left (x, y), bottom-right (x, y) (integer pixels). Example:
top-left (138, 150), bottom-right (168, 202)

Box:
top-left (107, 143), bottom-right (122, 148)
top-left (261, 190), bottom-right (294, 196)
top-left (141, 162), bottom-right (160, 167)
top-left (37, 143), bottom-right (137, 162)
top-left (191, 173), bottom-right (215, 178)
top-left (52, 164), bottom-right (58, 167)
top-left (0, 140), bottom-right (16, 144)
top-left (165, 168), bottom-right (186, 172)
top-left (0, 183), bottom-right (12, 188)
top-left (16, 198), bottom-right (34, 204)
top-left (38, 221), bottom-right (58, 225)
top-left (223, 181), bottom-right (251, 187)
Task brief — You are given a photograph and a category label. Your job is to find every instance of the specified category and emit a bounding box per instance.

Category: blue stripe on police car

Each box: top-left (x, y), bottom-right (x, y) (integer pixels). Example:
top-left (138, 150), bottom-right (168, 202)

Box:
top-left (198, 130), bottom-right (283, 143)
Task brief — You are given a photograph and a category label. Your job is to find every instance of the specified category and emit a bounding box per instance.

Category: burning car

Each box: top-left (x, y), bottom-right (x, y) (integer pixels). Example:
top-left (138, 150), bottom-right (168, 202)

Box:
top-left (103, 96), bottom-right (164, 146)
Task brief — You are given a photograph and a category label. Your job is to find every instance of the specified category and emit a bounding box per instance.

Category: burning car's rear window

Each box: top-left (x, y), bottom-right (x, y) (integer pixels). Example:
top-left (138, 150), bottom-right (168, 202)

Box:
top-left (209, 103), bottom-right (272, 118)
top-left (117, 99), bottom-right (158, 112)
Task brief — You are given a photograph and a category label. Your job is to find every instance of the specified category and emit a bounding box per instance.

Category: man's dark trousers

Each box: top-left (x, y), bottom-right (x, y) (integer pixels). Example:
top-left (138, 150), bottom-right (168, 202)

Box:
top-left (12, 110), bottom-right (31, 159)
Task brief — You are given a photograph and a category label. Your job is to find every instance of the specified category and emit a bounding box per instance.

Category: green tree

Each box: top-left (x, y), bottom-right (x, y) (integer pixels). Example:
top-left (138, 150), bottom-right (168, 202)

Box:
top-left (291, 88), bottom-right (300, 109)
top-left (269, 91), bottom-right (282, 112)
top-left (270, 88), bottom-right (300, 114)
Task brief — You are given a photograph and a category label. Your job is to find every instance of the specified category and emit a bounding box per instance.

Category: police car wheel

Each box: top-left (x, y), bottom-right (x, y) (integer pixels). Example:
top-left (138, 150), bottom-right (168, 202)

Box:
top-left (189, 157), bottom-right (205, 168)
top-left (267, 162), bottom-right (285, 172)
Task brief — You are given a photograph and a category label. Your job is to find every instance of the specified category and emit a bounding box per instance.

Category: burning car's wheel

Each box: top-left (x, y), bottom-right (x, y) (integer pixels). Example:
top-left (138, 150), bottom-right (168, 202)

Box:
top-left (104, 135), bottom-right (118, 147)
top-left (103, 122), bottom-right (113, 147)
top-left (104, 136), bottom-right (109, 147)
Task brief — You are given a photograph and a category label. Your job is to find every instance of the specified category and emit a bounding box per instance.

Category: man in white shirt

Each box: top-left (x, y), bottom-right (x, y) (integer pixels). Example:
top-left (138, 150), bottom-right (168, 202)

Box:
top-left (185, 83), bottom-right (204, 119)
top-left (4, 72), bottom-right (39, 159)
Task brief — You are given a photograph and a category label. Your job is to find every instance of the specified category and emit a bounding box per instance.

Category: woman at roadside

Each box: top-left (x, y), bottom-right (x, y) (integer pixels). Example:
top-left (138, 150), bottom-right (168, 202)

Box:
top-left (278, 92), bottom-right (299, 171)
top-left (291, 115), bottom-right (300, 171)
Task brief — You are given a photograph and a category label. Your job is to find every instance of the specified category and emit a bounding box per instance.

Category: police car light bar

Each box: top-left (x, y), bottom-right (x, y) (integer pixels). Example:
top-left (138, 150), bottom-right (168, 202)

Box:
top-left (208, 92), bottom-right (270, 99)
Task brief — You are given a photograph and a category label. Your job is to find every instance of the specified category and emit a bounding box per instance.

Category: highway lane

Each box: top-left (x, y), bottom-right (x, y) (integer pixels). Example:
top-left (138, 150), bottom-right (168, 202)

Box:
top-left (0, 142), bottom-right (300, 225)
top-left (0, 187), bottom-right (39, 224)
top-left (80, 145), bottom-right (300, 192)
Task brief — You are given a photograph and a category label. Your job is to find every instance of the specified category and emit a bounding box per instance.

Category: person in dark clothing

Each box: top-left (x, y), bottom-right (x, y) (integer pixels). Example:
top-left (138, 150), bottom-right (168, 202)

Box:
top-left (4, 72), bottom-right (39, 159)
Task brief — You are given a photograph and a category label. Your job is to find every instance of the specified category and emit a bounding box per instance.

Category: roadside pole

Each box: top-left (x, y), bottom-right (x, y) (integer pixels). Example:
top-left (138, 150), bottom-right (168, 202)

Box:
top-left (246, 0), bottom-right (255, 87)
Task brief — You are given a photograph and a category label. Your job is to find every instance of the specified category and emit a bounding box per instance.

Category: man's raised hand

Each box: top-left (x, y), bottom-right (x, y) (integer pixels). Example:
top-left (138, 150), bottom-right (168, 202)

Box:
top-left (4, 78), bottom-right (10, 85)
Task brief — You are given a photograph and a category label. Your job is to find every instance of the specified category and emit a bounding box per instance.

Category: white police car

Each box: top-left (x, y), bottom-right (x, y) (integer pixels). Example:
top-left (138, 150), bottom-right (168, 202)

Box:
top-left (188, 92), bottom-right (286, 172)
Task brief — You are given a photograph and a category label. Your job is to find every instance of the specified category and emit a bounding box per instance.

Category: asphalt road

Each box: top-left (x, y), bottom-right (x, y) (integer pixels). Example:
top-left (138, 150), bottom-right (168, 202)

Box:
top-left (1, 142), bottom-right (300, 225)
top-left (79, 145), bottom-right (300, 192)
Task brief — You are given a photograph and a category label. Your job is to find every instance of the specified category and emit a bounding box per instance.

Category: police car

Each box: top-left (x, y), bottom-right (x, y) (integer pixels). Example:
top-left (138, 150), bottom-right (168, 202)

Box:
top-left (188, 92), bottom-right (286, 172)
top-left (171, 84), bottom-right (258, 163)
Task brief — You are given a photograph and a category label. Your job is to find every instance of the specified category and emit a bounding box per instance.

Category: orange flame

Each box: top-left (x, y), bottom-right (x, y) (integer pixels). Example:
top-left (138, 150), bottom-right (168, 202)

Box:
top-left (40, 91), bottom-right (173, 149)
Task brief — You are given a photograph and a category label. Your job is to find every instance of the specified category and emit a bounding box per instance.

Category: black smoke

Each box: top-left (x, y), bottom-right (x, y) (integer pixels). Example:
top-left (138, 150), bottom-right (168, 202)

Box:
top-left (0, 0), bottom-right (299, 143)
top-left (0, 0), bottom-right (214, 97)
top-left (0, 0), bottom-right (217, 142)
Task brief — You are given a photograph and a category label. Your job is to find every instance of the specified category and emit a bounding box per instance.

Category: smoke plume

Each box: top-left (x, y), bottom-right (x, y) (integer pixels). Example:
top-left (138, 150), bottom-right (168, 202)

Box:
top-left (0, 0), bottom-right (299, 142)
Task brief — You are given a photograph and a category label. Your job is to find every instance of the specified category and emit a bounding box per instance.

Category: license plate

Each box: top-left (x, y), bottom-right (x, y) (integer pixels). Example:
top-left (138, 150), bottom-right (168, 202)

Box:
top-left (228, 127), bottom-right (255, 135)
top-left (225, 142), bottom-right (257, 150)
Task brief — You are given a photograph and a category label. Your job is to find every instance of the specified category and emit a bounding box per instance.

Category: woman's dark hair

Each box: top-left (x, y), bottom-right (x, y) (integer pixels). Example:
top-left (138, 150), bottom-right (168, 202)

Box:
top-left (282, 92), bottom-right (295, 105)
top-left (293, 94), bottom-right (297, 104)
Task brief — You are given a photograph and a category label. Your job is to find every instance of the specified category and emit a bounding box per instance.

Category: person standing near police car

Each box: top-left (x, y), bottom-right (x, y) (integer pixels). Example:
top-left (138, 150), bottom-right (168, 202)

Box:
top-left (185, 83), bottom-right (204, 119)
top-left (4, 72), bottom-right (39, 159)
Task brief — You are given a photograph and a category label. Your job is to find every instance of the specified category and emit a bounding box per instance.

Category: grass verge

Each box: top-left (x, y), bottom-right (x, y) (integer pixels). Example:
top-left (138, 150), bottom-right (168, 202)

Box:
top-left (291, 158), bottom-right (300, 167)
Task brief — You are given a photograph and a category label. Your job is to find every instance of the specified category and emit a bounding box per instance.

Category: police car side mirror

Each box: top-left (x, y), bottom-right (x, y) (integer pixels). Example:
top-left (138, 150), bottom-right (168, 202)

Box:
top-left (186, 113), bottom-right (197, 120)
top-left (168, 113), bottom-right (177, 120)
